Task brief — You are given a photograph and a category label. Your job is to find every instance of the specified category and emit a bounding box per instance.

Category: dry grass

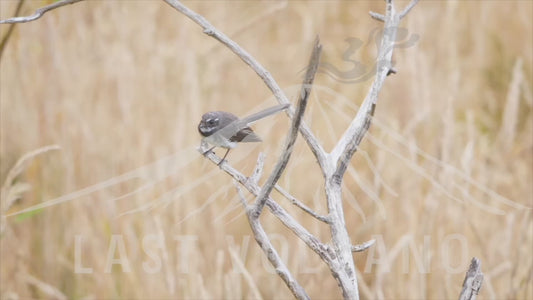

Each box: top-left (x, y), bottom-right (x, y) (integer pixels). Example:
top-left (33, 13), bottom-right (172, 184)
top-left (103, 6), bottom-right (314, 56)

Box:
top-left (1, 0), bottom-right (532, 299)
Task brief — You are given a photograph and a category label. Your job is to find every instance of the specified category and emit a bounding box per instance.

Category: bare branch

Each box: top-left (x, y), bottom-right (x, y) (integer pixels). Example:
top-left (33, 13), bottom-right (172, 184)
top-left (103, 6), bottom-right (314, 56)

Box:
top-left (0, 0), bottom-right (84, 24)
top-left (163, 0), bottom-right (328, 171)
top-left (399, 0), bottom-right (420, 19)
top-left (184, 1), bottom-right (418, 298)
top-left (248, 213), bottom-right (310, 300)
top-left (233, 181), bottom-right (250, 209)
top-left (459, 257), bottom-right (484, 300)
top-left (264, 198), bottom-right (336, 264)
top-left (248, 152), bottom-right (330, 223)
top-left (331, 0), bottom-right (418, 180)
top-left (249, 153), bottom-right (266, 185)
top-left (351, 239), bottom-right (375, 252)
top-left (252, 38), bottom-right (321, 217)
top-left (369, 11), bottom-right (385, 22)
top-left (275, 185), bottom-right (330, 223)
top-left (199, 143), bottom-right (334, 264)
top-left (232, 182), bottom-right (309, 300)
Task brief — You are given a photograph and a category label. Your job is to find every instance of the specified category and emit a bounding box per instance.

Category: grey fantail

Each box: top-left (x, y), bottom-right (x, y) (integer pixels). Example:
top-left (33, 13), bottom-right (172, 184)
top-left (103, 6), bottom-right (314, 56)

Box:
top-left (198, 104), bottom-right (290, 164)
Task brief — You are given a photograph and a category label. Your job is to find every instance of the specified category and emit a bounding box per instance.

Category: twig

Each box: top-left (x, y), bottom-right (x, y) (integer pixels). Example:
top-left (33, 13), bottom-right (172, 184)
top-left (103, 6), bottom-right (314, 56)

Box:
top-left (0, 0), bottom-right (84, 24)
top-left (251, 212), bottom-right (309, 300)
top-left (199, 143), bottom-right (334, 264)
top-left (249, 153), bottom-right (266, 185)
top-left (234, 182), bottom-right (308, 300)
top-left (275, 185), bottom-right (330, 223)
top-left (369, 11), bottom-right (385, 22)
top-left (324, 1), bottom-right (417, 298)
top-left (351, 239), bottom-right (375, 252)
top-left (234, 181), bottom-right (250, 209)
top-left (252, 38), bottom-right (321, 217)
top-left (399, 0), bottom-right (420, 19)
top-left (250, 153), bottom-right (329, 224)
top-left (459, 257), bottom-right (484, 300)
top-left (250, 152), bottom-right (331, 222)
top-left (331, 0), bottom-right (413, 181)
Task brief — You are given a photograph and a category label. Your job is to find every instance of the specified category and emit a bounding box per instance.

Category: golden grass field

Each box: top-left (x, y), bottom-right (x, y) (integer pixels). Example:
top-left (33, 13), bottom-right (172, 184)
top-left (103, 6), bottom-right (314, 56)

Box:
top-left (1, 0), bottom-right (532, 299)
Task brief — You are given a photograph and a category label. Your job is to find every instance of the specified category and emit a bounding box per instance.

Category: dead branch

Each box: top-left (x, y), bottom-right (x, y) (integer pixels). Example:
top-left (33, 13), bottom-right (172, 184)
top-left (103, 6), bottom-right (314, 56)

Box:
top-left (235, 182), bottom-right (309, 300)
top-left (459, 257), bottom-right (484, 300)
top-left (351, 240), bottom-right (376, 252)
top-left (252, 38), bottom-right (321, 217)
top-left (275, 185), bottom-right (331, 223)
top-left (0, 0), bottom-right (84, 24)
top-left (184, 0), bottom-right (418, 298)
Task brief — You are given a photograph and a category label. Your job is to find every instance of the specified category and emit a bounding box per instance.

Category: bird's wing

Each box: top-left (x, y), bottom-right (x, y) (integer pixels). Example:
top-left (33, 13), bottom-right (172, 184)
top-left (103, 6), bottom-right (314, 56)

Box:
top-left (230, 127), bottom-right (262, 143)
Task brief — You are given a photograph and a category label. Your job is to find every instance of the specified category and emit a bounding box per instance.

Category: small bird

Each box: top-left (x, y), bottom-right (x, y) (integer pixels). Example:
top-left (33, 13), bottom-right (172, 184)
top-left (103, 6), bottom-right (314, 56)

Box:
top-left (198, 104), bottom-right (290, 164)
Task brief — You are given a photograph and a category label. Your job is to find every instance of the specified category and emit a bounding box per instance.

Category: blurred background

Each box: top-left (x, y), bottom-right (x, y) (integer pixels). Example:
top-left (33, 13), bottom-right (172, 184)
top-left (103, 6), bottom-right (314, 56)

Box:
top-left (1, 0), bottom-right (531, 299)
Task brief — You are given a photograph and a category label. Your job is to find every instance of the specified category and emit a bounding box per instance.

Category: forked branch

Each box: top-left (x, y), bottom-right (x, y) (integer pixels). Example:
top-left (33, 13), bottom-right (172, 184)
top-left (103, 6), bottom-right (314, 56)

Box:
top-left (234, 183), bottom-right (310, 300)
top-left (332, 0), bottom-right (419, 181)
top-left (252, 38), bottom-right (321, 217)
top-left (1, 1), bottom-right (420, 299)
top-left (178, 0), bottom-right (419, 298)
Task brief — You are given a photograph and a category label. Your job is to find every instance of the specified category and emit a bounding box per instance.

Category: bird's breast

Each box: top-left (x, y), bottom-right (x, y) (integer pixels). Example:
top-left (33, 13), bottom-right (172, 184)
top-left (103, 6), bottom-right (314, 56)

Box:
top-left (203, 133), bottom-right (237, 149)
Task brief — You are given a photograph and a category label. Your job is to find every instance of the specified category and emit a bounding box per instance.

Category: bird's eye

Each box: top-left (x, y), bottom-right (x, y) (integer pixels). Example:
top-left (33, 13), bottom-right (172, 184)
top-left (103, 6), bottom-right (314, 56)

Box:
top-left (207, 118), bottom-right (218, 126)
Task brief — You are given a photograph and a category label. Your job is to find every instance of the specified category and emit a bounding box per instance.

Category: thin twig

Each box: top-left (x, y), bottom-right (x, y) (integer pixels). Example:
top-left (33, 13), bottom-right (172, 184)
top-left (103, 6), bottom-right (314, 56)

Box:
top-left (252, 38), bottom-right (321, 217)
top-left (249, 212), bottom-right (309, 300)
top-left (0, 0), bottom-right (84, 24)
top-left (275, 185), bottom-right (330, 223)
top-left (369, 11), bottom-right (385, 22)
top-left (459, 257), bottom-right (484, 300)
top-left (234, 181), bottom-right (250, 209)
top-left (250, 151), bottom-right (330, 223)
top-left (249, 152), bottom-right (265, 185)
top-left (399, 0), bottom-right (420, 19)
top-left (234, 179), bottom-right (309, 300)
top-left (351, 239), bottom-right (376, 252)
top-left (331, 0), bottom-right (417, 181)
